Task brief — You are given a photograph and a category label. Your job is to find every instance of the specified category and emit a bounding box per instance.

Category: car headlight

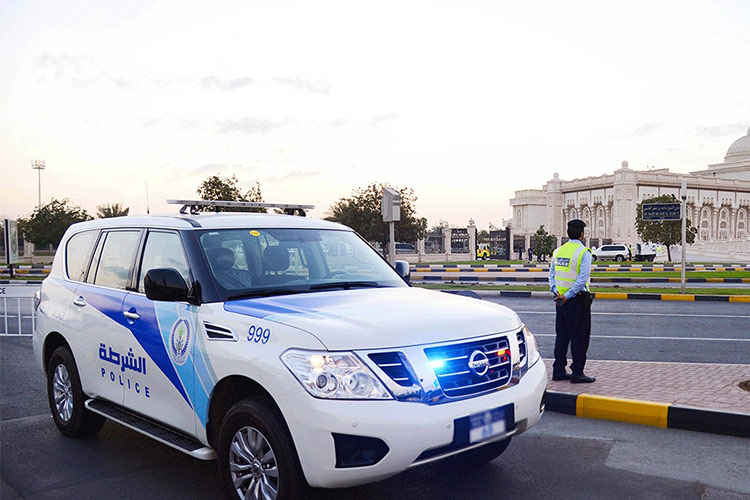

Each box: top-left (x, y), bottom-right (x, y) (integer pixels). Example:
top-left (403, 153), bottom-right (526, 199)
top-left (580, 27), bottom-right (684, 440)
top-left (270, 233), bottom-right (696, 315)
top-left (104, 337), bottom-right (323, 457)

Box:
top-left (281, 349), bottom-right (393, 400)
top-left (523, 326), bottom-right (541, 367)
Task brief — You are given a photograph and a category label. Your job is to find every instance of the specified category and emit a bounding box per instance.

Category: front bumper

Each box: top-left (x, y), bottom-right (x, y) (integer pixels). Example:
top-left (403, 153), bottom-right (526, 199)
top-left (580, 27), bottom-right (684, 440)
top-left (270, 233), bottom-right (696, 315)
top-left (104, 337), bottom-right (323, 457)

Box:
top-left (277, 357), bottom-right (547, 488)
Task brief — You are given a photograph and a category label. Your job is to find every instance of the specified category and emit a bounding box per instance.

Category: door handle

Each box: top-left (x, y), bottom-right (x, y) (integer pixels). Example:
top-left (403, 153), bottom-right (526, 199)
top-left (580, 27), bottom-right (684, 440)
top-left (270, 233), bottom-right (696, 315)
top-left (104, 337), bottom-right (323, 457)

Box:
top-left (73, 297), bottom-right (86, 307)
top-left (123, 311), bottom-right (140, 321)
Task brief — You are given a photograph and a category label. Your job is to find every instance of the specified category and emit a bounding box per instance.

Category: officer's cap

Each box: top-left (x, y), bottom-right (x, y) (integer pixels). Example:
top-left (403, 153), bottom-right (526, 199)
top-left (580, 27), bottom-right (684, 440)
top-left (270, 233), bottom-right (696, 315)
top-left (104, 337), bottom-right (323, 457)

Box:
top-left (567, 219), bottom-right (586, 230)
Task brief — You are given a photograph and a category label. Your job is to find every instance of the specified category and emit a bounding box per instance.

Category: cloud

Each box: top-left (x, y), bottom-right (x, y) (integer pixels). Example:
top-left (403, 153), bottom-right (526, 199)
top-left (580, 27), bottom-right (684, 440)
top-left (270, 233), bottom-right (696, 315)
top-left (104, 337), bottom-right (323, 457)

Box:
top-left (263, 169), bottom-right (322, 183)
top-left (200, 76), bottom-right (254, 91)
top-left (695, 123), bottom-right (747, 138)
top-left (273, 76), bottom-right (331, 94)
top-left (35, 53), bottom-right (135, 89)
top-left (369, 113), bottom-right (399, 126)
top-left (216, 117), bottom-right (292, 134)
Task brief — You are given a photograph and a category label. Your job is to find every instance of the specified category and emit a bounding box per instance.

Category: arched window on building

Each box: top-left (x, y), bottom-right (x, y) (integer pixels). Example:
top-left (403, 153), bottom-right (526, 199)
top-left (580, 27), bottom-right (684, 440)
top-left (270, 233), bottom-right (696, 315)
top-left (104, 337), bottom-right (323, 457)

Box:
top-left (700, 207), bottom-right (711, 241)
top-left (569, 208), bottom-right (578, 220)
top-left (738, 209), bottom-right (747, 239)
top-left (582, 206), bottom-right (591, 231)
top-left (596, 205), bottom-right (605, 238)
top-left (718, 208), bottom-right (729, 240)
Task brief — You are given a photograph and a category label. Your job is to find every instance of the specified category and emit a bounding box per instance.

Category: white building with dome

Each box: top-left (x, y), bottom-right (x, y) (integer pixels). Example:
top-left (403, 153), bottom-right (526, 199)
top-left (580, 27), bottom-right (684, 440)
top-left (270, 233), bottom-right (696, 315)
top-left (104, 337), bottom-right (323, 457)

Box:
top-left (509, 127), bottom-right (750, 257)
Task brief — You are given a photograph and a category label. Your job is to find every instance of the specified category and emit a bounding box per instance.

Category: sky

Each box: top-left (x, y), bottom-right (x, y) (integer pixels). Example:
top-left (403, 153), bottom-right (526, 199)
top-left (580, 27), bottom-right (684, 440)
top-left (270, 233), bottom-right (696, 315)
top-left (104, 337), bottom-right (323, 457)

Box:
top-left (1, 0), bottom-right (749, 229)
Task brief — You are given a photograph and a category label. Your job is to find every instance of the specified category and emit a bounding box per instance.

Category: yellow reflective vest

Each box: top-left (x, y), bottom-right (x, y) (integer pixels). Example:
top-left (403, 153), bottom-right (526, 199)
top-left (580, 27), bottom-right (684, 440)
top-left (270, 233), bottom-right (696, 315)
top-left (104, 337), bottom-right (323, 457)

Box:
top-left (552, 241), bottom-right (591, 296)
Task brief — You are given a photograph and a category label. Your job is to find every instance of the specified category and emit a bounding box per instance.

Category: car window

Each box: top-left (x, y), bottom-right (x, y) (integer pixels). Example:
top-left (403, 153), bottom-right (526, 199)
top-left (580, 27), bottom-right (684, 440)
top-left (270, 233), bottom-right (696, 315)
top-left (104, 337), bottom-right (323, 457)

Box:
top-left (66, 230), bottom-right (99, 282)
top-left (92, 231), bottom-right (141, 290)
top-left (138, 231), bottom-right (191, 293)
top-left (198, 228), bottom-right (405, 297)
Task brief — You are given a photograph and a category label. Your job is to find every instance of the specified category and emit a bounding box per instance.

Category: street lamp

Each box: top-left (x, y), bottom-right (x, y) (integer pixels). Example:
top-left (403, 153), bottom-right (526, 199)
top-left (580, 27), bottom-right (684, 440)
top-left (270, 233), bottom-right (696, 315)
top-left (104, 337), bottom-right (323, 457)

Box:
top-left (31, 160), bottom-right (45, 208)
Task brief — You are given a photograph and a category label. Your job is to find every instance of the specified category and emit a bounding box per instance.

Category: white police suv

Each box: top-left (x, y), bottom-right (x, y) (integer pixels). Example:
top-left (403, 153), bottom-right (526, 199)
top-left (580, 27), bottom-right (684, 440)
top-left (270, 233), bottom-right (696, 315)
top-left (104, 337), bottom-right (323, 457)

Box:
top-left (33, 200), bottom-right (546, 500)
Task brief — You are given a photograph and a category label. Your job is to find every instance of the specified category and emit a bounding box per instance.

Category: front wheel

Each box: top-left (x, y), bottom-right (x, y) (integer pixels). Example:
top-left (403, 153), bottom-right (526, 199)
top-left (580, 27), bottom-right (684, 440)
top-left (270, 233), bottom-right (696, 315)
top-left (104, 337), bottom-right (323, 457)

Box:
top-left (46, 346), bottom-right (105, 437)
top-left (449, 437), bottom-right (511, 468)
top-left (218, 397), bottom-right (307, 500)
top-left (591, 255), bottom-right (598, 261)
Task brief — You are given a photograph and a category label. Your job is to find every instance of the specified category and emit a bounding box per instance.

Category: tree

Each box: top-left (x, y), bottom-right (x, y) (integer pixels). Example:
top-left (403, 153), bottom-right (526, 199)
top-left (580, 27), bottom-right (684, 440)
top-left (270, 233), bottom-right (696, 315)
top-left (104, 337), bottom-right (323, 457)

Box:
top-left (477, 229), bottom-right (490, 244)
top-left (19, 198), bottom-right (93, 247)
top-left (429, 219), bottom-right (452, 234)
top-left (196, 174), bottom-right (266, 212)
top-left (532, 225), bottom-right (556, 261)
top-left (96, 203), bottom-right (129, 218)
top-left (635, 194), bottom-right (697, 261)
top-left (326, 183), bottom-right (428, 251)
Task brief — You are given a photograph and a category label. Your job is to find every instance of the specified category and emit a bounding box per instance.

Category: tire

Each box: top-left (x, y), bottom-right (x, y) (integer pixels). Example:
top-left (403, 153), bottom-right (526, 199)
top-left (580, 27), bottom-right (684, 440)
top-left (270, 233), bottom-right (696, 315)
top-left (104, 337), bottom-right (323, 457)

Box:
top-left (616, 255), bottom-right (625, 262)
top-left (648, 256), bottom-right (655, 262)
top-left (47, 346), bottom-right (105, 438)
top-left (448, 437), bottom-right (511, 468)
top-left (218, 397), bottom-right (308, 500)
top-left (591, 255), bottom-right (597, 261)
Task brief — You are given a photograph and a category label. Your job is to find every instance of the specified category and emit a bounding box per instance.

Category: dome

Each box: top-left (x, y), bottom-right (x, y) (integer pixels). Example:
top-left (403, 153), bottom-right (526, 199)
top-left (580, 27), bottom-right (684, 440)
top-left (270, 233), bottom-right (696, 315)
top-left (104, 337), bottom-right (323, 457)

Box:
top-left (725, 127), bottom-right (750, 162)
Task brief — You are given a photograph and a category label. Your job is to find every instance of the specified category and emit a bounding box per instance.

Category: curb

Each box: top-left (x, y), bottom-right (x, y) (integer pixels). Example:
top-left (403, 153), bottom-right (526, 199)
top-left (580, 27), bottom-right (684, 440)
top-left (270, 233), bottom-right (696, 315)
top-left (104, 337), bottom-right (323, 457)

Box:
top-left (544, 390), bottom-right (750, 438)
top-left (414, 275), bottom-right (750, 283)
top-left (438, 289), bottom-right (750, 302)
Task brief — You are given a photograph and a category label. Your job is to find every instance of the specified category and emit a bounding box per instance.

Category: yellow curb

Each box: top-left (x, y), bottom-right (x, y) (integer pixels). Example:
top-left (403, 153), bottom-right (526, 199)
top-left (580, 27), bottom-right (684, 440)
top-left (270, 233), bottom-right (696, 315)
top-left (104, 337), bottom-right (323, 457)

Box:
top-left (473, 268), bottom-right (488, 272)
top-left (715, 267), bottom-right (726, 271)
top-left (729, 296), bottom-right (750, 303)
top-left (706, 277), bottom-right (723, 283)
top-left (668, 278), bottom-right (681, 282)
top-left (661, 294), bottom-right (695, 301)
top-left (501, 268), bottom-right (516, 272)
top-left (415, 269), bottom-right (431, 272)
top-left (743, 278), bottom-right (750, 283)
top-left (593, 292), bottom-right (628, 300)
top-left (529, 268), bottom-right (544, 272)
top-left (576, 394), bottom-right (669, 428)
top-left (445, 268), bottom-right (460, 272)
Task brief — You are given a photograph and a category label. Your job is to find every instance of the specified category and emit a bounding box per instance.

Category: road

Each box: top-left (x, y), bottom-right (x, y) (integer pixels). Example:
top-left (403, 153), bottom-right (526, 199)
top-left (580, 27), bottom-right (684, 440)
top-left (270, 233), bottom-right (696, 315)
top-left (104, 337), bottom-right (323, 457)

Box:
top-left (486, 296), bottom-right (750, 364)
top-left (2, 337), bottom-right (748, 500)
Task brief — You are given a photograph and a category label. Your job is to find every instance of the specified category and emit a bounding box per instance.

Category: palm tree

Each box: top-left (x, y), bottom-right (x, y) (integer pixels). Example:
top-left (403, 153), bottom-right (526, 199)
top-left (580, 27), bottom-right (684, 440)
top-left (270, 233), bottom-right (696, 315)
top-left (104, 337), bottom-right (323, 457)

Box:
top-left (96, 203), bottom-right (130, 218)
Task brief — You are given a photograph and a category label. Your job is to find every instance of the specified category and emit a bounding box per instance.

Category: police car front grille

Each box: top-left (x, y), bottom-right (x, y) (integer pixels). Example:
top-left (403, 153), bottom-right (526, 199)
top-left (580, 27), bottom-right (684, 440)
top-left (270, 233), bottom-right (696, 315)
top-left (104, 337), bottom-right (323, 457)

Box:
top-left (424, 335), bottom-right (512, 398)
top-left (368, 352), bottom-right (416, 387)
top-left (517, 330), bottom-right (526, 365)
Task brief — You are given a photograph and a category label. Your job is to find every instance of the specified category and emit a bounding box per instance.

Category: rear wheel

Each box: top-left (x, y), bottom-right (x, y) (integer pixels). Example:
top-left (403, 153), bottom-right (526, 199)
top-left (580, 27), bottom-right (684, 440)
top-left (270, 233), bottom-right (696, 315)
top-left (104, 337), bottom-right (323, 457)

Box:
top-left (591, 255), bottom-right (598, 261)
top-left (616, 254), bottom-right (625, 262)
top-left (218, 397), bottom-right (307, 500)
top-left (46, 346), bottom-right (105, 437)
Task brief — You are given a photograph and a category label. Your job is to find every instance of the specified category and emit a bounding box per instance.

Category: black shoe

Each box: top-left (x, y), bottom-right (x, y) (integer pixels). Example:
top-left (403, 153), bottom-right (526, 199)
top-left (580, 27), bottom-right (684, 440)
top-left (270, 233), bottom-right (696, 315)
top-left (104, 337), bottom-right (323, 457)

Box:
top-left (552, 372), bottom-right (571, 381)
top-left (570, 374), bottom-right (596, 384)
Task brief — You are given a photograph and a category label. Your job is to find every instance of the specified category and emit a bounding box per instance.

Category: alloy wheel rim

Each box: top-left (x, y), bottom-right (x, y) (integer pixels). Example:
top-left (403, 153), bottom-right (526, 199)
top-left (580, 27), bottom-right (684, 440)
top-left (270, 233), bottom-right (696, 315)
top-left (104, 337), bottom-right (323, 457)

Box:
top-left (52, 364), bottom-right (74, 422)
top-left (229, 426), bottom-right (279, 500)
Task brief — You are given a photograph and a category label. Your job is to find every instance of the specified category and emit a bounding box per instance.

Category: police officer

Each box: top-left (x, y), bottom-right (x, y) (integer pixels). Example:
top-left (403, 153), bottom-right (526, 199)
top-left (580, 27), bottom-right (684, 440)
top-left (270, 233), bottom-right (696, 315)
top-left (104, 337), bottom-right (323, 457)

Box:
top-left (548, 219), bottom-right (596, 383)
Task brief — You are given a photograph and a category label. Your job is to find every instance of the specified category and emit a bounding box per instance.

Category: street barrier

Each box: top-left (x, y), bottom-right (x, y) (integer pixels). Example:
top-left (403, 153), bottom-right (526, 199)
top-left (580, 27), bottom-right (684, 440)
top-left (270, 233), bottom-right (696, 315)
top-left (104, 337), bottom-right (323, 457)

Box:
top-left (0, 284), bottom-right (39, 336)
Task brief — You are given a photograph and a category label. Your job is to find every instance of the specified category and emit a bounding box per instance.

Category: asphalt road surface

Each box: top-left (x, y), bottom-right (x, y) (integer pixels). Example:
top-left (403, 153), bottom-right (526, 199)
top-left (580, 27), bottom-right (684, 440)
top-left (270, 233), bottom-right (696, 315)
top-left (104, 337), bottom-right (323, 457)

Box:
top-left (486, 296), bottom-right (750, 364)
top-left (2, 336), bottom-right (749, 500)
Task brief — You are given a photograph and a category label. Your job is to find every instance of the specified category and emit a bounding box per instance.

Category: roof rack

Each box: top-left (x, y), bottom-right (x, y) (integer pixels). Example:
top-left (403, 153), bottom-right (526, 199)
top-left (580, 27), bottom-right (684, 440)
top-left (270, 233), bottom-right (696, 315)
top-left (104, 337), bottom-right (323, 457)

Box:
top-left (167, 199), bottom-right (314, 216)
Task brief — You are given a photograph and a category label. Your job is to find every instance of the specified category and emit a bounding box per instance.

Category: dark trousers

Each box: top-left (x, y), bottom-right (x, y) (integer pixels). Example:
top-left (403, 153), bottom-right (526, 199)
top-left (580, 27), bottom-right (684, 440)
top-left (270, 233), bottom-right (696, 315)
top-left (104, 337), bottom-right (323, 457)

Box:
top-left (553, 293), bottom-right (592, 375)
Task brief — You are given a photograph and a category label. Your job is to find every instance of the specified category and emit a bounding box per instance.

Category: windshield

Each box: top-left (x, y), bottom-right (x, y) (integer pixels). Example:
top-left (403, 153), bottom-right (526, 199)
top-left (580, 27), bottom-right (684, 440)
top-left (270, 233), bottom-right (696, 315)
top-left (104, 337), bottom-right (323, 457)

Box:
top-left (198, 228), bottom-right (407, 300)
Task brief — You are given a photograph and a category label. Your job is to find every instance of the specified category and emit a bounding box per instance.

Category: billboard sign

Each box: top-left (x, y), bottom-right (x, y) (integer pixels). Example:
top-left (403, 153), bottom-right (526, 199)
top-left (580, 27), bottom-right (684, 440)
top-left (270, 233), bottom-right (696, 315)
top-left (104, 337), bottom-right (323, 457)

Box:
top-left (4, 219), bottom-right (19, 265)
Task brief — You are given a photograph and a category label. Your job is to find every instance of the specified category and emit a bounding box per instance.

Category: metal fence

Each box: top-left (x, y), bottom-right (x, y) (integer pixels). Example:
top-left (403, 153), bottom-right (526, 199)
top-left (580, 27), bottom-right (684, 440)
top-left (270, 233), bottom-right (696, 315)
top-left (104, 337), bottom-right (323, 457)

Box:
top-left (0, 284), bottom-right (39, 336)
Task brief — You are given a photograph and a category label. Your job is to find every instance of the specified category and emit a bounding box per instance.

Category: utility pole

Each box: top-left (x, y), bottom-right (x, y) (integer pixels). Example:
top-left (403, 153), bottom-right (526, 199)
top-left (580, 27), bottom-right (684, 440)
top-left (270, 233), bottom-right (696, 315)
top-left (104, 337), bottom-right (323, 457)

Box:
top-left (681, 178), bottom-right (687, 294)
top-left (31, 160), bottom-right (45, 208)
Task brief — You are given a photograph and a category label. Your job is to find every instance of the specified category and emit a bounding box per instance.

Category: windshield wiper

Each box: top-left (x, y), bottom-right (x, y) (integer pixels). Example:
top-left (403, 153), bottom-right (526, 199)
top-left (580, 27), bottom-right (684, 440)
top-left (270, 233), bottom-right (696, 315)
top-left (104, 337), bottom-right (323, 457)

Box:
top-left (309, 281), bottom-right (383, 291)
top-left (227, 288), bottom-right (306, 301)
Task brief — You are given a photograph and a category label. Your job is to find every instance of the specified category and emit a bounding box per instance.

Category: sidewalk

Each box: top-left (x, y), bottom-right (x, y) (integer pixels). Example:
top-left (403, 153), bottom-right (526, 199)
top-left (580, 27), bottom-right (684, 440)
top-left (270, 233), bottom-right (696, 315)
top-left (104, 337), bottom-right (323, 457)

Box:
top-left (542, 358), bottom-right (750, 436)
top-left (543, 359), bottom-right (750, 414)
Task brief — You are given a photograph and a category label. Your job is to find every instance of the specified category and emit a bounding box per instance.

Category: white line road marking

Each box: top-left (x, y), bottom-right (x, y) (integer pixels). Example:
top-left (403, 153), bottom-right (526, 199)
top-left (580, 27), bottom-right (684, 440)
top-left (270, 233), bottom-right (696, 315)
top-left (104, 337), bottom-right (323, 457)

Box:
top-left (516, 311), bottom-right (750, 319)
top-left (533, 334), bottom-right (750, 342)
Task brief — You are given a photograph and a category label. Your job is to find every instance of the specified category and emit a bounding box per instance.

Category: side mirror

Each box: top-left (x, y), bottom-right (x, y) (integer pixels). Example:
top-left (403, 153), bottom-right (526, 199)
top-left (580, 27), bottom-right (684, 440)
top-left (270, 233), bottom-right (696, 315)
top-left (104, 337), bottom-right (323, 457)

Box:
top-left (144, 268), bottom-right (189, 302)
top-left (394, 260), bottom-right (410, 283)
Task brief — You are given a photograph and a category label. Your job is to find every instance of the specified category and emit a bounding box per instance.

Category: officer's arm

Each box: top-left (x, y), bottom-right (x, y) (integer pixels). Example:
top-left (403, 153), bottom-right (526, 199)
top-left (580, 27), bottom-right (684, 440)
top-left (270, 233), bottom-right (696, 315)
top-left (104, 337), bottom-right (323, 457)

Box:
top-left (563, 250), bottom-right (592, 299)
top-left (549, 250), bottom-right (557, 294)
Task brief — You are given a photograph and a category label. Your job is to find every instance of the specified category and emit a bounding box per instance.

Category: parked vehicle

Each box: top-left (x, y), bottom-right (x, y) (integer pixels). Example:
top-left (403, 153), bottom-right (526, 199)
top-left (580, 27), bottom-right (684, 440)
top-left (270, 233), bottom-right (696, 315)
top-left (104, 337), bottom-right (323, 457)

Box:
top-left (591, 244), bottom-right (630, 262)
top-left (633, 243), bottom-right (657, 262)
top-left (33, 200), bottom-right (546, 500)
top-left (476, 243), bottom-right (490, 260)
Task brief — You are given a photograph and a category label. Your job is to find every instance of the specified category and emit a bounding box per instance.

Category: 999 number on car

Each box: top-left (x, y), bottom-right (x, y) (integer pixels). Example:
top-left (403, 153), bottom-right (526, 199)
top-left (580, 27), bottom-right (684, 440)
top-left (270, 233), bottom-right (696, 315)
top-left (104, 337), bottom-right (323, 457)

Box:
top-left (248, 326), bottom-right (271, 344)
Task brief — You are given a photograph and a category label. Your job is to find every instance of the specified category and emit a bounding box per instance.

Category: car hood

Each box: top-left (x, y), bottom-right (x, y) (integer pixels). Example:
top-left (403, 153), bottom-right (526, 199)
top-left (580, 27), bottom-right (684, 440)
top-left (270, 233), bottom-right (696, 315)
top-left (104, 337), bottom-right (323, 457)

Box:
top-left (224, 287), bottom-right (522, 350)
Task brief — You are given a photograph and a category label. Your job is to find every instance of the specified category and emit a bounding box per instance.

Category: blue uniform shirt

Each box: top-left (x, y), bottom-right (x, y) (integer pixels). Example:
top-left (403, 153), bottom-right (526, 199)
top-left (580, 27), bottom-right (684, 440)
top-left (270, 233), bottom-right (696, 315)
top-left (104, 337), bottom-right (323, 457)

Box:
top-left (549, 239), bottom-right (592, 299)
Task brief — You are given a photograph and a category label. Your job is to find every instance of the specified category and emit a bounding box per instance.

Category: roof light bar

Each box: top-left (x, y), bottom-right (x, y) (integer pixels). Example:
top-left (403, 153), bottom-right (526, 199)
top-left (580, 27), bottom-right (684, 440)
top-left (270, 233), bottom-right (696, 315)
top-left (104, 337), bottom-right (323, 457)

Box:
top-left (167, 199), bottom-right (314, 216)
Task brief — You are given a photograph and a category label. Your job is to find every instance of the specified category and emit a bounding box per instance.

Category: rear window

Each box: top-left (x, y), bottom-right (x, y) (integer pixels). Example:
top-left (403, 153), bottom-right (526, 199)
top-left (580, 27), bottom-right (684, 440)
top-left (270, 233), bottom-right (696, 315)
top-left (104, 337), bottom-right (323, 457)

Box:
top-left (66, 230), bottom-right (99, 282)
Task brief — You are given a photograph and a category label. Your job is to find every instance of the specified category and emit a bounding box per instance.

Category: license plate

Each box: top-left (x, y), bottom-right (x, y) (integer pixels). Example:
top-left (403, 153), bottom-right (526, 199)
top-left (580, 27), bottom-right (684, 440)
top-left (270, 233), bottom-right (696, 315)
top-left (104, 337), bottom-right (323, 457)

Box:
top-left (468, 406), bottom-right (508, 444)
